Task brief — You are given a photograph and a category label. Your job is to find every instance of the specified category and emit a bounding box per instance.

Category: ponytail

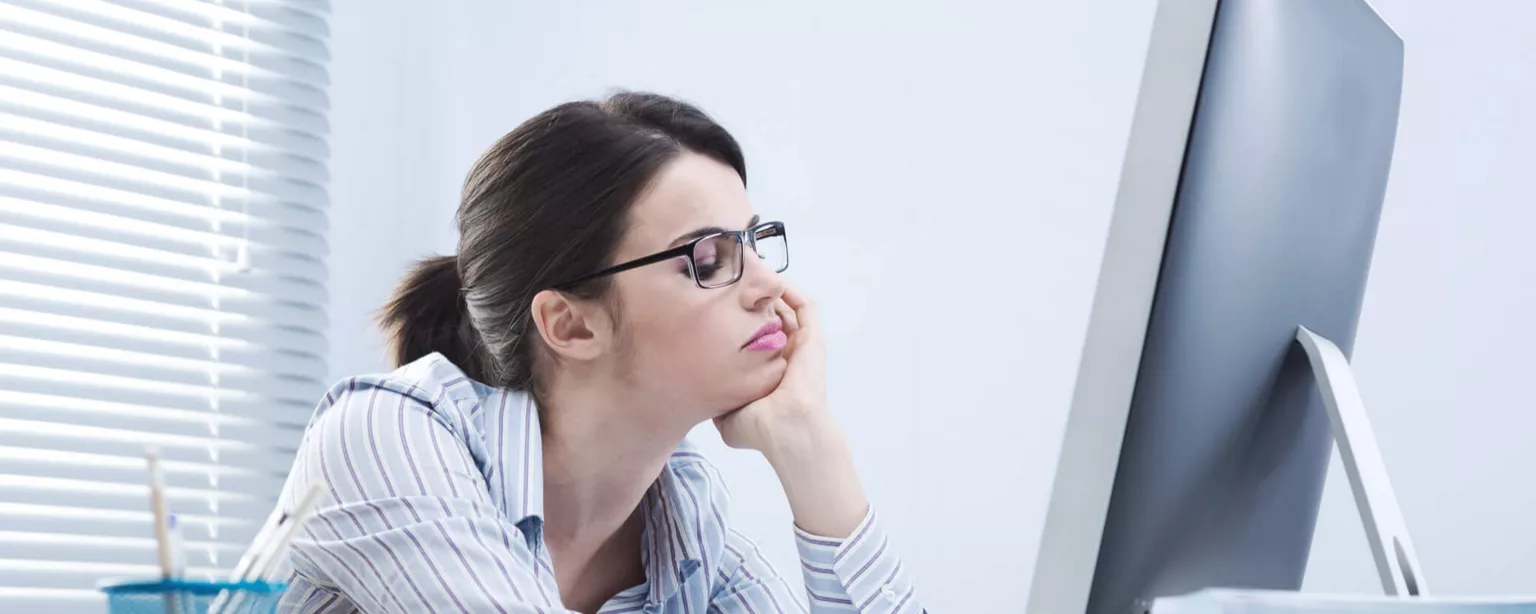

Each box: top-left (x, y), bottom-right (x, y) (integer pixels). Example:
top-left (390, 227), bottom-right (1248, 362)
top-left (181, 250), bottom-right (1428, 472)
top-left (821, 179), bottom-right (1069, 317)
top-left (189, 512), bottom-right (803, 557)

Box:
top-left (377, 254), bottom-right (494, 382)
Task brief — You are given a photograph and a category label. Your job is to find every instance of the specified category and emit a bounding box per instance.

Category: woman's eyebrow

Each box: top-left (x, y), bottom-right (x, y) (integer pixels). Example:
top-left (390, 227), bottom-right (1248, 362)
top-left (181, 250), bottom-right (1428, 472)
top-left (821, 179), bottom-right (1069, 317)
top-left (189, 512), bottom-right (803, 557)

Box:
top-left (668, 214), bottom-right (761, 247)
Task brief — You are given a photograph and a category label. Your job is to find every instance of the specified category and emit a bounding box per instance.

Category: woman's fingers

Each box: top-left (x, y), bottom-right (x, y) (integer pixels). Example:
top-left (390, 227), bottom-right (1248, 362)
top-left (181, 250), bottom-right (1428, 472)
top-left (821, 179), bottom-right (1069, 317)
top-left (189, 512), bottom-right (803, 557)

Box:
top-left (780, 286), bottom-right (819, 335)
top-left (775, 298), bottom-right (800, 333)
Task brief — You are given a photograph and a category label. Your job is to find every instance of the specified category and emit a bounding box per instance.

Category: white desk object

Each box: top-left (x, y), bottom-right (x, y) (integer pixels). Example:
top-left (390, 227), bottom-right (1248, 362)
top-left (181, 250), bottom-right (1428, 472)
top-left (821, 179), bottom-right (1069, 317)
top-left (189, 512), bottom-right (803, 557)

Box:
top-left (1146, 327), bottom-right (1536, 613)
top-left (1151, 589), bottom-right (1536, 614)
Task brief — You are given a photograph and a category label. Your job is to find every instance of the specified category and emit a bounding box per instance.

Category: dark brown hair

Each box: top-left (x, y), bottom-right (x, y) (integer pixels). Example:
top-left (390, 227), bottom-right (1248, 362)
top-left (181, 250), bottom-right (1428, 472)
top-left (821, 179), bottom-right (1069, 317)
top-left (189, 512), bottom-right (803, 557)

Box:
top-left (377, 92), bottom-right (747, 392)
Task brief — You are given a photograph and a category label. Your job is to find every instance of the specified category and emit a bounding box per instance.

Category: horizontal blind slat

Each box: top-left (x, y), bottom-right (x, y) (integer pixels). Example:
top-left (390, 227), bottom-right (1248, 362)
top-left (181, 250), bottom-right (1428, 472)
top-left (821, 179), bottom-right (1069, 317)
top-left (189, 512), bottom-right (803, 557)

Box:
top-left (0, 166), bottom-right (329, 233)
top-left (0, 206), bottom-right (328, 284)
top-left (0, 563), bottom-right (234, 591)
top-left (0, 479), bottom-right (276, 520)
top-left (0, 449), bottom-right (291, 495)
top-left (0, 513), bottom-right (262, 545)
top-left (0, 188), bottom-right (330, 257)
top-left (0, 589), bottom-right (102, 614)
top-left (0, 140), bottom-right (329, 216)
top-left (0, 219), bottom-right (325, 282)
top-left (0, 233), bottom-right (328, 304)
top-left (0, 398), bottom-right (307, 449)
top-left (0, 264), bottom-right (329, 329)
top-left (0, 536), bottom-right (241, 572)
top-left (0, 364), bottom-right (323, 424)
top-left (0, 286), bottom-right (327, 356)
top-left (0, 430), bottom-right (298, 475)
top-left (0, 316), bottom-right (327, 378)
top-left (0, 398), bottom-right (313, 442)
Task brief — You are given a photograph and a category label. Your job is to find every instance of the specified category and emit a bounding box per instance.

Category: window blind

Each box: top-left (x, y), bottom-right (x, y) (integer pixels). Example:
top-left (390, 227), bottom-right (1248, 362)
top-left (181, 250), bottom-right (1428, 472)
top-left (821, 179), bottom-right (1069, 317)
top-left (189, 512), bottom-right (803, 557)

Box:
top-left (0, 1), bottom-right (330, 611)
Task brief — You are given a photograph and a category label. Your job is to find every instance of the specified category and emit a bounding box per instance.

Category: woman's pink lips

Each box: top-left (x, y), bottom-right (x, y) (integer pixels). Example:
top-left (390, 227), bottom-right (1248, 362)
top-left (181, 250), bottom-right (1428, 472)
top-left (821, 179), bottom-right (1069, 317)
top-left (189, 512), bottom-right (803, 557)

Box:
top-left (744, 319), bottom-right (786, 351)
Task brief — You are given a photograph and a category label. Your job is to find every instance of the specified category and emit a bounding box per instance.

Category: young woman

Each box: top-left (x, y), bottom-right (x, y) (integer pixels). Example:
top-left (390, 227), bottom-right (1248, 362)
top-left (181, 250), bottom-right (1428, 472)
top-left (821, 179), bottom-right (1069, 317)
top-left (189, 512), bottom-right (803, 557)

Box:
top-left (270, 92), bottom-right (923, 613)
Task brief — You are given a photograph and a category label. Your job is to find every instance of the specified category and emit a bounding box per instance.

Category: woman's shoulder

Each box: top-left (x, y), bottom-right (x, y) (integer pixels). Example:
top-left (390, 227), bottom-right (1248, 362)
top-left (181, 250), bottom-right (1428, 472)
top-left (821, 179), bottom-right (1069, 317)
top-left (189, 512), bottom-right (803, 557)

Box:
top-left (660, 438), bottom-right (732, 505)
top-left (306, 352), bottom-right (498, 438)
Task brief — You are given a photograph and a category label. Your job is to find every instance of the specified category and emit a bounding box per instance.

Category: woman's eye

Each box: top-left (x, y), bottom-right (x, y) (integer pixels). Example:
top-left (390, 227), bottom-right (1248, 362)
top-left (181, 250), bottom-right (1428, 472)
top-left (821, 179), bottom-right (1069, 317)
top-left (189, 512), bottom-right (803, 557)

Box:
top-left (696, 262), bottom-right (724, 280)
top-left (689, 237), bottom-right (728, 281)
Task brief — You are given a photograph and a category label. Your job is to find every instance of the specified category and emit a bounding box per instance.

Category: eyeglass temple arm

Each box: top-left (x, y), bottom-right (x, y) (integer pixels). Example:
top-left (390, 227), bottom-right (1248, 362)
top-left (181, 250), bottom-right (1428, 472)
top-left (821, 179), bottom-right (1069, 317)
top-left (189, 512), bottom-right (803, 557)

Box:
top-left (552, 245), bottom-right (695, 290)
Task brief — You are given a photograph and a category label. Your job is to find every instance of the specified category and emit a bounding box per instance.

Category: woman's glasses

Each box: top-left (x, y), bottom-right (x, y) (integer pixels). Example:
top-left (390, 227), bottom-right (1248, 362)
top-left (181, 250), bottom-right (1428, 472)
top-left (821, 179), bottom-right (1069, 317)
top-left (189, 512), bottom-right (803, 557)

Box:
top-left (552, 221), bottom-right (789, 290)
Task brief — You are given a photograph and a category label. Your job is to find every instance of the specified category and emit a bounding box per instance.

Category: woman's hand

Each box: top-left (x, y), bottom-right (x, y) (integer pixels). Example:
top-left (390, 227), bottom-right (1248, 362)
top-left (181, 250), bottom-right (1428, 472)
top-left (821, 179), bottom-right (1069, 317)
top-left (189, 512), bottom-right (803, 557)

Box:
top-left (713, 286), bottom-right (869, 538)
top-left (713, 286), bottom-right (832, 456)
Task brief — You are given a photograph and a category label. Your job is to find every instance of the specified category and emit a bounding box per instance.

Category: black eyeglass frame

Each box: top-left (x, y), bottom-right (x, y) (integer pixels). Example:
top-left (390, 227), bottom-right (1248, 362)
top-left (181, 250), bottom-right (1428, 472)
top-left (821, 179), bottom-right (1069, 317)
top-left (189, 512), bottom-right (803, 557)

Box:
top-left (551, 221), bottom-right (789, 291)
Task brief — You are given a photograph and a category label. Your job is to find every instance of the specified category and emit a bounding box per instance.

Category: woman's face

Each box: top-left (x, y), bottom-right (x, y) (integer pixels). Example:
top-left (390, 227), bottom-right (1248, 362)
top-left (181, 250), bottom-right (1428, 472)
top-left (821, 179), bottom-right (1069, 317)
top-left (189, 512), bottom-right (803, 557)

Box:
top-left (602, 152), bottom-right (789, 421)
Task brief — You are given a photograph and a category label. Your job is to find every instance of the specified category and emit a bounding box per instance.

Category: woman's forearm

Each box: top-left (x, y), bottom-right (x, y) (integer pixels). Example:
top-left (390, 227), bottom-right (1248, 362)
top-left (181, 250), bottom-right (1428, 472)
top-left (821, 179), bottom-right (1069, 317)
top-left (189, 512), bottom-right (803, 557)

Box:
top-left (762, 413), bottom-right (870, 539)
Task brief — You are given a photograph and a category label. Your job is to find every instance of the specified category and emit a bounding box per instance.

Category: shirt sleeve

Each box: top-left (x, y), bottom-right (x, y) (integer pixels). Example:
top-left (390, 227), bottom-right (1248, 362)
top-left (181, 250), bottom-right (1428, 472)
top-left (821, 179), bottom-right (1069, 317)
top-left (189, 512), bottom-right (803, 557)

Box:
top-left (281, 380), bottom-right (572, 614)
top-left (793, 507), bottom-right (923, 613)
top-left (709, 508), bottom-right (924, 614)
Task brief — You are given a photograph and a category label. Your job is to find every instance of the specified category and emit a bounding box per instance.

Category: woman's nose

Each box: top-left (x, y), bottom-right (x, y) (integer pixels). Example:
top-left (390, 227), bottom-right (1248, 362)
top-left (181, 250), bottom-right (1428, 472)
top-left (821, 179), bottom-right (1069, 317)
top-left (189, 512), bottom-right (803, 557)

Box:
top-left (740, 254), bottom-right (787, 309)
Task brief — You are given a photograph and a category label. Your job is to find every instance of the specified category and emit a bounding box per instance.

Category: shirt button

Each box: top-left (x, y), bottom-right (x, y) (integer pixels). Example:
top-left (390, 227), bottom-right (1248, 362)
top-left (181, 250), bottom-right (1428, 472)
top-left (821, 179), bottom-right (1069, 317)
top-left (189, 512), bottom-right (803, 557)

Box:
top-left (882, 586), bottom-right (899, 602)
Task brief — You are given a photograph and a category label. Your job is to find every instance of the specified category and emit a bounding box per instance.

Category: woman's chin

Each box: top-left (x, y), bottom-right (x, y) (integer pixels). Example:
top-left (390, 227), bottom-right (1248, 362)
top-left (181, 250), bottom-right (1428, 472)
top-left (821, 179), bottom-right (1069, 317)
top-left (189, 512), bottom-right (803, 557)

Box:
top-left (711, 361), bottom-right (787, 415)
top-left (754, 355), bottom-right (788, 388)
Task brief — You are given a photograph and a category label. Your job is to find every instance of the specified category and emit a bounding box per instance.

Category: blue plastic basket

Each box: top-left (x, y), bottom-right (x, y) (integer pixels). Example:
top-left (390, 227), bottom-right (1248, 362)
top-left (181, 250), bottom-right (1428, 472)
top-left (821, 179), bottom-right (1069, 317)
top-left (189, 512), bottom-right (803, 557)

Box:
top-left (99, 579), bottom-right (287, 614)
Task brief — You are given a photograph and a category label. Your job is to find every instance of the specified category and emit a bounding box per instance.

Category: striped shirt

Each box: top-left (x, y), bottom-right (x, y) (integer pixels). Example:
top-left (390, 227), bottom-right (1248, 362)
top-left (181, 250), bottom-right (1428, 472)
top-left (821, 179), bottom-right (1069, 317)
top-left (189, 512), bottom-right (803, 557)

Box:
top-left (265, 352), bottom-right (923, 613)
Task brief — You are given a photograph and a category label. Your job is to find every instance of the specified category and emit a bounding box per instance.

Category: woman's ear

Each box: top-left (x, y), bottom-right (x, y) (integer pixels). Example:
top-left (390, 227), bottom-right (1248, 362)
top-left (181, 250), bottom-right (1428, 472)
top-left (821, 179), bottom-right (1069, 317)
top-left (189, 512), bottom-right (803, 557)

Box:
top-left (529, 289), bottom-right (611, 362)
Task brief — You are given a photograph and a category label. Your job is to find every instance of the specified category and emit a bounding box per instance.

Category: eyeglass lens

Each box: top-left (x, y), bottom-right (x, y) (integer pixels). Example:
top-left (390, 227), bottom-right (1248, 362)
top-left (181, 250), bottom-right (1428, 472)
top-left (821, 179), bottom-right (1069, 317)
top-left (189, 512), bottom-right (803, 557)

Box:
top-left (690, 227), bottom-right (788, 288)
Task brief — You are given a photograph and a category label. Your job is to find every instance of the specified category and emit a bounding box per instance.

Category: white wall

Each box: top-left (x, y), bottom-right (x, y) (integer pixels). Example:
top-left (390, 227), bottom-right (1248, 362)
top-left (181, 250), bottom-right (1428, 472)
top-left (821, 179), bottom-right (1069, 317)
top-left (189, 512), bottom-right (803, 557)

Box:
top-left (1303, 0), bottom-right (1536, 596)
top-left (330, 1), bottom-right (1159, 611)
top-left (326, 1), bottom-right (460, 380)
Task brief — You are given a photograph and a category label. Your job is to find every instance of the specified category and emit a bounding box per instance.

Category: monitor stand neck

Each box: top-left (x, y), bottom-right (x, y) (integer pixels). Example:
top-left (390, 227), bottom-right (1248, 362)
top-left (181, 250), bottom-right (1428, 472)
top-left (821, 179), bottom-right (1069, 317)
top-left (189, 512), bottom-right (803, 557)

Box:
top-left (1294, 326), bottom-right (1428, 597)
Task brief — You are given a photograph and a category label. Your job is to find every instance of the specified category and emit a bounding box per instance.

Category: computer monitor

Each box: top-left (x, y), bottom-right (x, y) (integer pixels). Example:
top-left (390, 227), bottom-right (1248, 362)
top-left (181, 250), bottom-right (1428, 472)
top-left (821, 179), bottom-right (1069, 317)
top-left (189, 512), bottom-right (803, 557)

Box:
top-left (1026, 1), bottom-right (1406, 613)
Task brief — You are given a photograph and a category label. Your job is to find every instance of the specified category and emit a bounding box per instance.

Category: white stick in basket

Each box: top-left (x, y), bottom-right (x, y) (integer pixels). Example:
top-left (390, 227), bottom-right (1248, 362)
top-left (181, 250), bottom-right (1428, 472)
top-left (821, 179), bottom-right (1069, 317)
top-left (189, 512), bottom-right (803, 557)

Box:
top-left (144, 448), bottom-right (180, 614)
top-left (244, 483), bottom-right (325, 581)
top-left (229, 508), bottom-right (284, 581)
top-left (146, 448), bottom-right (174, 578)
top-left (209, 482), bottom-right (325, 614)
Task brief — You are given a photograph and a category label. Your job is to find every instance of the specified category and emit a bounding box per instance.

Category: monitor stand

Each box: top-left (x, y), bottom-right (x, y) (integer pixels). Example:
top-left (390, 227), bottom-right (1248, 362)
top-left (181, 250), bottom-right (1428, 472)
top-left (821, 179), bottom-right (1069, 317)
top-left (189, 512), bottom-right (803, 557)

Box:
top-left (1294, 326), bottom-right (1428, 597)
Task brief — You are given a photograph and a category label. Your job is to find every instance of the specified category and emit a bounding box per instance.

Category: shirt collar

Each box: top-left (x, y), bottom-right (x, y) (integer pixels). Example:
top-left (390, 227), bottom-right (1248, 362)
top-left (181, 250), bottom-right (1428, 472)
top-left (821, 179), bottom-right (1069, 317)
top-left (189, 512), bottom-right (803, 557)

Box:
top-left (641, 464), bottom-right (706, 606)
top-left (511, 391), bottom-right (546, 524)
top-left (472, 385), bottom-right (545, 529)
